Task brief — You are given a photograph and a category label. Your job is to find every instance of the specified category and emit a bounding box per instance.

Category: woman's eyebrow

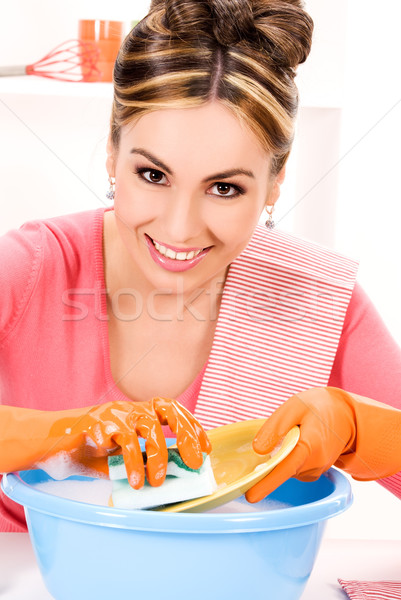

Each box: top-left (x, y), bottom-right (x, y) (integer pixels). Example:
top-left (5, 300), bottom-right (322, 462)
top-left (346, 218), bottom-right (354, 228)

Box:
top-left (202, 169), bottom-right (255, 182)
top-left (130, 147), bottom-right (255, 181)
top-left (130, 148), bottom-right (172, 174)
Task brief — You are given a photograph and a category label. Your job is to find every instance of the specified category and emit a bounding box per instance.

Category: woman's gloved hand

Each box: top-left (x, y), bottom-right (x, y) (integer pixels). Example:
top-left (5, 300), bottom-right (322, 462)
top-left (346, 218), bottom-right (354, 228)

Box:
top-left (0, 398), bottom-right (211, 489)
top-left (245, 387), bottom-right (401, 503)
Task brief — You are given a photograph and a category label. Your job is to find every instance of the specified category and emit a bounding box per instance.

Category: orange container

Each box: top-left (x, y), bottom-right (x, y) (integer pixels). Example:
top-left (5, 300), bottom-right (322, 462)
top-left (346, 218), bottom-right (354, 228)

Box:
top-left (78, 20), bottom-right (124, 82)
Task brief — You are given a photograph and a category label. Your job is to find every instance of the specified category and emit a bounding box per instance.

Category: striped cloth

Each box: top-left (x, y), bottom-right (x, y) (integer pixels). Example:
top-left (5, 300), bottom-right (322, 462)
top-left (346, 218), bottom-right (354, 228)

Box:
top-left (339, 579), bottom-right (401, 599)
top-left (380, 473), bottom-right (401, 500)
top-left (194, 225), bottom-right (359, 429)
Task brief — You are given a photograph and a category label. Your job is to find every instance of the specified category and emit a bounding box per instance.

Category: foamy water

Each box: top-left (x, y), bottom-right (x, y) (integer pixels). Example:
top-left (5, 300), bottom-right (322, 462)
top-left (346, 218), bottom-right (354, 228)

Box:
top-left (36, 452), bottom-right (106, 481)
top-left (34, 479), bottom-right (113, 506)
top-left (33, 479), bottom-right (292, 513)
top-left (206, 498), bottom-right (292, 513)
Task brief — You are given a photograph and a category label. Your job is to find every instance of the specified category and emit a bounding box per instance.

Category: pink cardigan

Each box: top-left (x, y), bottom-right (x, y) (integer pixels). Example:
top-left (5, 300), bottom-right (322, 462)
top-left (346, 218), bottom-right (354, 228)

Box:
top-left (1, 209), bottom-right (400, 531)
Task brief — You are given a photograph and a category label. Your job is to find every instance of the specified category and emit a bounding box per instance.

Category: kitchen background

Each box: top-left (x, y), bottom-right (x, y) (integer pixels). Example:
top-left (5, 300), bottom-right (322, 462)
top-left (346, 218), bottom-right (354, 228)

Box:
top-left (1, 0), bottom-right (401, 539)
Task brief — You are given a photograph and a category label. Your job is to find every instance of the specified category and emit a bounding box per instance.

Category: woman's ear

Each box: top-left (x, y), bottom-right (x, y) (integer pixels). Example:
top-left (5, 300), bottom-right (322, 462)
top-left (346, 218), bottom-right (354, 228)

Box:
top-left (266, 165), bottom-right (286, 208)
top-left (106, 134), bottom-right (116, 178)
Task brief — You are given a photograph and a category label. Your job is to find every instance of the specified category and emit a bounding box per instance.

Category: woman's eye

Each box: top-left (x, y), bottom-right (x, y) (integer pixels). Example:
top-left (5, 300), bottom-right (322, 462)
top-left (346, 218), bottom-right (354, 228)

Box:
top-left (137, 168), bottom-right (167, 185)
top-left (209, 182), bottom-right (244, 198)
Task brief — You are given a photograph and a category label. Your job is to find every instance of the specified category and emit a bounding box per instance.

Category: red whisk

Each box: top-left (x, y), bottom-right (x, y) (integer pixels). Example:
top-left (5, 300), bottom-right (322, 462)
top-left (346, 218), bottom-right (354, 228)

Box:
top-left (0, 39), bottom-right (101, 82)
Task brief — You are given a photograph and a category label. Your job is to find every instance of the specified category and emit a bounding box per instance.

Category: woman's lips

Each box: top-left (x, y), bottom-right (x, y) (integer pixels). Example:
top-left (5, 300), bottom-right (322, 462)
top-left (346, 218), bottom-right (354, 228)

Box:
top-left (144, 235), bottom-right (212, 272)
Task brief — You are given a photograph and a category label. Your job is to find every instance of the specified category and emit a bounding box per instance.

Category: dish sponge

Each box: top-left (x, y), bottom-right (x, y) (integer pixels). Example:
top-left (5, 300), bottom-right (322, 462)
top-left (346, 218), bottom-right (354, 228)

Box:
top-left (108, 449), bottom-right (217, 510)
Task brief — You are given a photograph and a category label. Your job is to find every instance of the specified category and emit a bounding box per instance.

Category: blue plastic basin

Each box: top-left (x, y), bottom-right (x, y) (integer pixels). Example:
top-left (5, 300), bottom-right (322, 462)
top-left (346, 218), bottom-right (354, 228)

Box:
top-left (2, 466), bottom-right (352, 600)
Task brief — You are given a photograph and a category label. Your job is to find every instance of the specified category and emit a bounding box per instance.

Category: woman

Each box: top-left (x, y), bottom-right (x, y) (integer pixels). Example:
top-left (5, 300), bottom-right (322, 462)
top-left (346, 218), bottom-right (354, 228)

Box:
top-left (1, 0), bottom-right (401, 532)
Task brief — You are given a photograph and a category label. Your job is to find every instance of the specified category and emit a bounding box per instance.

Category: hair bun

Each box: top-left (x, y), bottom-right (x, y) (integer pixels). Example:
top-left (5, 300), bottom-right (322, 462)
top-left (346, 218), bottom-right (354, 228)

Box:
top-left (161, 0), bottom-right (211, 40)
top-left (208, 0), bottom-right (255, 46)
top-left (149, 0), bottom-right (313, 69)
top-left (150, 0), bottom-right (255, 46)
top-left (253, 1), bottom-right (313, 68)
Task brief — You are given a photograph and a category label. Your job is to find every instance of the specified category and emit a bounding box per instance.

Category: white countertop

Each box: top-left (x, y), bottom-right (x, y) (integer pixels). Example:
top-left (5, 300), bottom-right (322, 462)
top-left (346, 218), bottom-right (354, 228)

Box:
top-left (1, 534), bottom-right (400, 599)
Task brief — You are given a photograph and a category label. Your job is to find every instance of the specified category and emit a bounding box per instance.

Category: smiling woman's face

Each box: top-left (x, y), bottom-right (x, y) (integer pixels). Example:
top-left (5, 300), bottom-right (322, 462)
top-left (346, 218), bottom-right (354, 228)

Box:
top-left (107, 101), bottom-right (282, 294)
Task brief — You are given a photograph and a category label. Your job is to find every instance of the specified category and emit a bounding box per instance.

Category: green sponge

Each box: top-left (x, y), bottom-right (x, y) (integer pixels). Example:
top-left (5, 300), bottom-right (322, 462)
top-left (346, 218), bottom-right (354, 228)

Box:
top-left (108, 449), bottom-right (217, 510)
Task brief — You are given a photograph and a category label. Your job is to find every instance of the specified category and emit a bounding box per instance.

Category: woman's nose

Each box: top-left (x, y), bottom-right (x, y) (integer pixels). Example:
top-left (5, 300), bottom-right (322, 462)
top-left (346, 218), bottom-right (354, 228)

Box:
top-left (162, 193), bottom-right (202, 243)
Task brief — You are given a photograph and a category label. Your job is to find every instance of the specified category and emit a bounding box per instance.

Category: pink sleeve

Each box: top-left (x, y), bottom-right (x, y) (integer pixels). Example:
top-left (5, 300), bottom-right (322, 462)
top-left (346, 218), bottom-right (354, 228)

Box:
top-left (329, 283), bottom-right (401, 498)
top-left (0, 223), bottom-right (43, 345)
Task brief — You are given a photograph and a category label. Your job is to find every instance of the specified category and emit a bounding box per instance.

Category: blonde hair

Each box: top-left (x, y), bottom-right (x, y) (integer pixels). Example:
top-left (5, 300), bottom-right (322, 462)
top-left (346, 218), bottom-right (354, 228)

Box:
top-left (111, 0), bottom-right (313, 174)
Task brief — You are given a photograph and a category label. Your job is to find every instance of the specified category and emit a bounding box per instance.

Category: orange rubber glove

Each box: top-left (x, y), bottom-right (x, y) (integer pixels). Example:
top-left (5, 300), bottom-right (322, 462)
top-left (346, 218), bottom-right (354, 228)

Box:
top-left (245, 387), bottom-right (401, 503)
top-left (0, 398), bottom-right (211, 489)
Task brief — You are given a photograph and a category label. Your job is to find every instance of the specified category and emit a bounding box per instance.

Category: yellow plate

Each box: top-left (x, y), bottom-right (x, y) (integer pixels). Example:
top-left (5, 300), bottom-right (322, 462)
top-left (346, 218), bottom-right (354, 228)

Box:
top-left (158, 420), bottom-right (300, 513)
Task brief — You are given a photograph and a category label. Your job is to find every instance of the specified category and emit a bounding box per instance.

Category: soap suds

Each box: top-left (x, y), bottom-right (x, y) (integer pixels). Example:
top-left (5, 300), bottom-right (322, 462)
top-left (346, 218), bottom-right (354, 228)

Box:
top-left (33, 479), bottom-right (113, 506)
top-left (32, 479), bottom-right (292, 513)
top-left (207, 498), bottom-right (292, 513)
top-left (36, 452), bottom-right (104, 481)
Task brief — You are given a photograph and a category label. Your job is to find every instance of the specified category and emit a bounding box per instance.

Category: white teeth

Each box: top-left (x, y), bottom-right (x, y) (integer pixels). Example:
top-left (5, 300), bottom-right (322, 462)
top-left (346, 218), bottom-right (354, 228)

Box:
top-left (151, 239), bottom-right (203, 261)
top-left (165, 248), bottom-right (176, 259)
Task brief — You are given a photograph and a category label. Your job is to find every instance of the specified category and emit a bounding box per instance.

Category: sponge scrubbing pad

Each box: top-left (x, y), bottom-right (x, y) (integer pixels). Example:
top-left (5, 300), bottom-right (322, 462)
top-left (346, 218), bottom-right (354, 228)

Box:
top-left (108, 449), bottom-right (217, 510)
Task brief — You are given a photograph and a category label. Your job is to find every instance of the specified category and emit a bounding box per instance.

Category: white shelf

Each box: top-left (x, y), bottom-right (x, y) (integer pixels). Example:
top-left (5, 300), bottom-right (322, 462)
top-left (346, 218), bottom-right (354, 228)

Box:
top-left (0, 76), bottom-right (113, 98)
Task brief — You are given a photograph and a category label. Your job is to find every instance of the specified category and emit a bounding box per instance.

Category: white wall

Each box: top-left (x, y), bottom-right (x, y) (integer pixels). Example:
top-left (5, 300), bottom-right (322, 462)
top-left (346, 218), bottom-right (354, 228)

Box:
top-left (1, 0), bottom-right (400, 539)
top-left (283, 1), bottom-right (401, 349)
top-left (0, 1), bottom-right (151, 226)
top-left (337, 1), bottom-right (401, 344)
top-left (297, 0), bottom-right (401, 540)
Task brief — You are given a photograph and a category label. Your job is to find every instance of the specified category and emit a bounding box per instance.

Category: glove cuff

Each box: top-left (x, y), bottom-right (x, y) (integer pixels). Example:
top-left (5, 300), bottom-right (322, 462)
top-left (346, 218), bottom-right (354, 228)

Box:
top-left (334, 391), bottom-right (401, 480)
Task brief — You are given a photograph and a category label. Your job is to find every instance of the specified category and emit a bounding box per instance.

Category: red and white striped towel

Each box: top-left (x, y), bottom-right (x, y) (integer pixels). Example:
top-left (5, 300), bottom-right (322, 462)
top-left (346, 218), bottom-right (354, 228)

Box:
top-left (195, 225), bottom-right (358, 429)
top-left (339, 579), bottom-right (401, 599)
